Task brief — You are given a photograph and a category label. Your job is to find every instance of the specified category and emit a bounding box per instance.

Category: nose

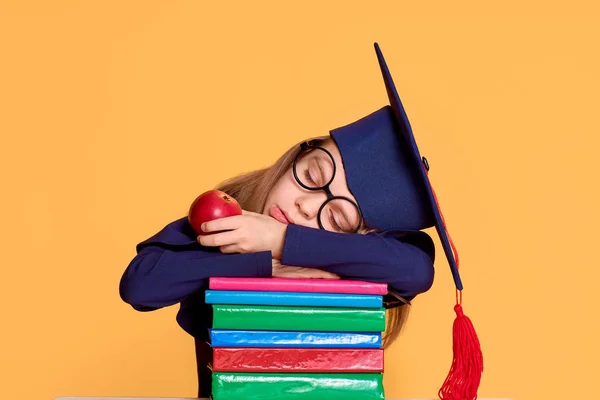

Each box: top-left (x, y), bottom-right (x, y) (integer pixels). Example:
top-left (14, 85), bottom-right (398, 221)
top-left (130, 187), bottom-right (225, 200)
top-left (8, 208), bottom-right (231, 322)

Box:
top-left (295, 192), bottom-right (327, 222)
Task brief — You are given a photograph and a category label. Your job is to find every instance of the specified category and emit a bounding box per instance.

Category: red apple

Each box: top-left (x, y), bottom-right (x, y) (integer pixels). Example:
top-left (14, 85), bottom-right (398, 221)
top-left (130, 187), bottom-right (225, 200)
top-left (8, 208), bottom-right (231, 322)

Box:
top-left (188, 190), bottom-right (243, 235)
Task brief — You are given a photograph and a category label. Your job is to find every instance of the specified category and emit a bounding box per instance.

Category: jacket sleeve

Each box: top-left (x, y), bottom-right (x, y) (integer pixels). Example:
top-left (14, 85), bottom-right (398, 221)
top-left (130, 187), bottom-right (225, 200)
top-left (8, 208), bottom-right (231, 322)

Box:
top-left (281, 224), bottom-right (436, 300)
top-left (119, 217), bottom-right (272, 311)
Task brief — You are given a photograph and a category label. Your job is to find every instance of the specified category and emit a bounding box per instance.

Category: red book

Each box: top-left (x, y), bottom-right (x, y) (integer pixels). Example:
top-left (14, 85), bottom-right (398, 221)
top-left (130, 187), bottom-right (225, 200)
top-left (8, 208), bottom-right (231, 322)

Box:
top-left (211, 348), bottom-right (384, 372)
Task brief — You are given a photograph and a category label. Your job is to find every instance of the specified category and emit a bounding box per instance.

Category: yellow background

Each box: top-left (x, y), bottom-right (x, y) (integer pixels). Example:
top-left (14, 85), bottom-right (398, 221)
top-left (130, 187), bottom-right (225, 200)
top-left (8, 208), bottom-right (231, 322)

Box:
top-left (1, 1), bottom-right (598, 399)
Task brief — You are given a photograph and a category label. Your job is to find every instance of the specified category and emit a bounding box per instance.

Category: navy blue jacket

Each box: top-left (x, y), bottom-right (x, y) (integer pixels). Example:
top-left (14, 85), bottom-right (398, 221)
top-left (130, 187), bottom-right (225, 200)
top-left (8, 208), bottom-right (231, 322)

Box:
top-left (119, 216), bottom-right (435, 340)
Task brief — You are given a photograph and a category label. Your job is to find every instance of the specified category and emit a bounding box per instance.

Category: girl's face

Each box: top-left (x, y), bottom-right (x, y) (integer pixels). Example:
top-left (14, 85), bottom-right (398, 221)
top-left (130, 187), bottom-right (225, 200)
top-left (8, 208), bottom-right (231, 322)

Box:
top-left (262, 140), bottom-right (362, 233)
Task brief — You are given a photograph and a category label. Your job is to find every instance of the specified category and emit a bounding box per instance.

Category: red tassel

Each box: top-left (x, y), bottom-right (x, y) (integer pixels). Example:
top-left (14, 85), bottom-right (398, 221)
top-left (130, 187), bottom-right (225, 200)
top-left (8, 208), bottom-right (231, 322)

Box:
top-left (438, 298), bottom-right (484, 400)
top-left (423, 163), bottom-right (484, 400)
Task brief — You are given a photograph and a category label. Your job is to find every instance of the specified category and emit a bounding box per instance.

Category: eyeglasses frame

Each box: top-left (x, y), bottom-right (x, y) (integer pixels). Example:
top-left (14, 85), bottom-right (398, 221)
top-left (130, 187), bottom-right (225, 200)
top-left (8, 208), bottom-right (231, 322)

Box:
top-left (292, 140), bottom-right (363, 234)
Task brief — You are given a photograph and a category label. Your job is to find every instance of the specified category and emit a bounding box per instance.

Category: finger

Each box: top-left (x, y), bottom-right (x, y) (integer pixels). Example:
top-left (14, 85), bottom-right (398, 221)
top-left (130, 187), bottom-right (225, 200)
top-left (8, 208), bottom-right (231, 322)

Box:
top-left (219, 244), bottom-right (240, 254)
top-left (274, 269), bottom-right (340, 280)
top-left (197, 230), bottom-right (239, 247)
top-left (311, 270), bottom-right (341, 279)
top-left (275, 272), bottom-right (306, 279)
top-left (283, 266), bottom-right (339, 279)
top-left (203, 215), bottom-right (244, 233)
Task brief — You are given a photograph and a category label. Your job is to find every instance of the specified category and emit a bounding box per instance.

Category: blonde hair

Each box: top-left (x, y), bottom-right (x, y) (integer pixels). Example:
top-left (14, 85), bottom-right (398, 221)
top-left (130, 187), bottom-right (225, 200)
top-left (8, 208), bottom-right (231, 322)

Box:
top-left (214, 135), bottom-right (410, 349)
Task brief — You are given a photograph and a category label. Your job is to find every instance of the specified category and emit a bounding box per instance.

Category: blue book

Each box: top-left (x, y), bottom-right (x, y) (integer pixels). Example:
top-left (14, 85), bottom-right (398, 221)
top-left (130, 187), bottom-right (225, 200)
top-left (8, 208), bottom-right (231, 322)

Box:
top-left (205, 290), bottom-right (382, 308)
top-left (208, 329), bottom-right (382, 348)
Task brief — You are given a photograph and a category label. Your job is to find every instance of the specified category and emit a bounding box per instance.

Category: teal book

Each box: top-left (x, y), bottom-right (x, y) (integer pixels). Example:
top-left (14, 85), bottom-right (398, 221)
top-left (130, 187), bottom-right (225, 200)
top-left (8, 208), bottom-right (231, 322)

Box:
top-left (205, 289), bottom-right (383, 308)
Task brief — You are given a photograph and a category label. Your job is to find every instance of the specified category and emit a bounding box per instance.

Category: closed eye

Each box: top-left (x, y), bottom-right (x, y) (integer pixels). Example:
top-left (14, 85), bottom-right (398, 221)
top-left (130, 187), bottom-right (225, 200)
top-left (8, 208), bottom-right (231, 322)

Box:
top-left (304, 170), bottom-right (317, 185)
top-left (328, 209), bottom-right (343, 231)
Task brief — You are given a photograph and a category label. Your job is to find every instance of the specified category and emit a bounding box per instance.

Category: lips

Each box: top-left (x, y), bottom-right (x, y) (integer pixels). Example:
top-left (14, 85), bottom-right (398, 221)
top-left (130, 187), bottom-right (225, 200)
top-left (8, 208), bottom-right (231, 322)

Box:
top-left (281, 208), bottom-right (295, 224)
top-left (269, 205), bottom-right (292, 224)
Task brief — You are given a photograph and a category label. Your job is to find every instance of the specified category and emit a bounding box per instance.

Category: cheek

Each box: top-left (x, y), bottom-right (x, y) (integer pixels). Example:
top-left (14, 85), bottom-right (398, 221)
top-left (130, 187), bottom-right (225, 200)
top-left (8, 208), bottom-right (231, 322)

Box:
top-left (268, 173), bottom-right (288, 198)
top-left (273, 172), bottom-right (299, 199)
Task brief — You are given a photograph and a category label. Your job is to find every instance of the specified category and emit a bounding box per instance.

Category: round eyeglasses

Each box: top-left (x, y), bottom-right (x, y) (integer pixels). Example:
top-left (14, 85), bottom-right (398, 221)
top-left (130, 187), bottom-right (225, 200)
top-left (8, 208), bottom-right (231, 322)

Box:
top-left (292, 141), bottom-right (363, 234)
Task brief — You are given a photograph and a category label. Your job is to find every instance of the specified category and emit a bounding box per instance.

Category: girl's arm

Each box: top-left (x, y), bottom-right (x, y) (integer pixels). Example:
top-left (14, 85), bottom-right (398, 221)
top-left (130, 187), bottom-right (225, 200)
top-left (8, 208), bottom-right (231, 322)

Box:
top-left (119, 217), bottom-right (272, 311)
top-left (281, 224), bottom-right (436, 301)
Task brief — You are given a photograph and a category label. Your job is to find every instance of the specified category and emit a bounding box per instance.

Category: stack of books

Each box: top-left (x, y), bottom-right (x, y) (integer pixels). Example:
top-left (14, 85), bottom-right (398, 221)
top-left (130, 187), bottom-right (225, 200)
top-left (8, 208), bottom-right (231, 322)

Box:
top-left (205, 277), bottom-right (388, 400)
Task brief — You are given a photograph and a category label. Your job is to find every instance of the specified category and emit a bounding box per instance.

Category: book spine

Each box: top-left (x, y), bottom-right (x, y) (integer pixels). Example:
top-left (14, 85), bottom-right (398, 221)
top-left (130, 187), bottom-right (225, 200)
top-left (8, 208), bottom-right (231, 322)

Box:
top-left (208, 330), bottom-right (382, 348)
top-left (212, 372), bottom-right (384, 400)
top-left (212, 305), bottom-right (386, 332)
top-left (205, 290), bottom-right (383, 308)
top-left (212, 348), bottom-right (384, 372)
top-left (209, 277), bottom-right (388, 295)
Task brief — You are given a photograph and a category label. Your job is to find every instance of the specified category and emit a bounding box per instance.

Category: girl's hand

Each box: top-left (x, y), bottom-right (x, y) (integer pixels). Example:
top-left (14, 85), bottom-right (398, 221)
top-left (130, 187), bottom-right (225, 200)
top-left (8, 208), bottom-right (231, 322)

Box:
top-left (197, 210), bottom-right (288, 259)
top-left (271, 258), bottom-right (340, 280)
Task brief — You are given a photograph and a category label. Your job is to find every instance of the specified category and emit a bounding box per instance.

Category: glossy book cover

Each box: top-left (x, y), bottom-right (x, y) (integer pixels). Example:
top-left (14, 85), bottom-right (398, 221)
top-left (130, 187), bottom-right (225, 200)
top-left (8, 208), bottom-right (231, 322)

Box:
top-left (211, 347), bottom-right (384, 372)
top-left (211, 304), bottom-right (386, 332)
top-left (208, 330), bottom-right (382, 348)
top-left (211, 372), bottom-right (384, 400)
top-left (209, 277), bottom-right (388, 295)
top-left (205, 289), bottom-right (383, 308)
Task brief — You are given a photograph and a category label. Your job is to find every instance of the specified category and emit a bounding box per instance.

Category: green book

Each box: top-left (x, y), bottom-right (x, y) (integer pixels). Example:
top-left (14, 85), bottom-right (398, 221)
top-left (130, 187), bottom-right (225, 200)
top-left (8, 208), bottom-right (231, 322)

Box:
top-left (212, 372), bottom-right (384, 400)
top-left (211, 305), bottom-right (386, 332)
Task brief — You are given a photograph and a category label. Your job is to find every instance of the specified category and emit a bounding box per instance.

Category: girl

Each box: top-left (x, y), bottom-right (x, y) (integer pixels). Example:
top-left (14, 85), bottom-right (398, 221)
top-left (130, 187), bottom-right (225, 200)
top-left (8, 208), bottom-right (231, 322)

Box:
top-left (119, 43), bottom-right (482, 399)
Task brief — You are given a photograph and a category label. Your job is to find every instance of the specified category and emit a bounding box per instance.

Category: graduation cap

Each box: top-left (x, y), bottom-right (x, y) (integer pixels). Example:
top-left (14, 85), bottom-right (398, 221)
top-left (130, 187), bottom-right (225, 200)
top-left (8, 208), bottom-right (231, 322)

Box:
top-left (329, 42), bottom-right (484, 399)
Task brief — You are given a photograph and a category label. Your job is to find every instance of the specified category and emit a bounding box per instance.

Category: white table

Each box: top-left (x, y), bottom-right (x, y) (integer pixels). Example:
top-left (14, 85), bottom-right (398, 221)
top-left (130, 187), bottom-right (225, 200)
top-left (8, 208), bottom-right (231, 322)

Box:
top-left (55, 397), bottom-right (513, 400)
